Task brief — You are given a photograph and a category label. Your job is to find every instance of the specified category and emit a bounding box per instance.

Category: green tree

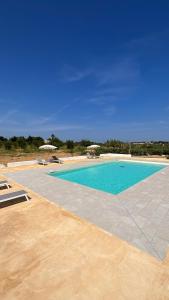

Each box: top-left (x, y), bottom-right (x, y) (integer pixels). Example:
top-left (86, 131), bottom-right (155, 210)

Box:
top-left (66, 140), bottom-right (74, 149)
top-left (79, 140), bottom-right (93, 147)
top-left (48, 134), bottom-right (63, 148)
top-left (29, 136), bottom-right (44, 148)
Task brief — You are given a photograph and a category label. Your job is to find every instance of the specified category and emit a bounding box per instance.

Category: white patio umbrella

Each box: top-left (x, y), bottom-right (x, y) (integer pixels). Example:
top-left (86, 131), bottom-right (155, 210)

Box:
top-left (87, 144), bottom-right (100, 149)
top-left (39, 145), bottom-right (57, 150)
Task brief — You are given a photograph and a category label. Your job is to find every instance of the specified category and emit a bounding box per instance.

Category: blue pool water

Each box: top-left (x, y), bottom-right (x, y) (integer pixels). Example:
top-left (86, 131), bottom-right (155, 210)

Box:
top-left (50, 161), bottom-right (165, 195)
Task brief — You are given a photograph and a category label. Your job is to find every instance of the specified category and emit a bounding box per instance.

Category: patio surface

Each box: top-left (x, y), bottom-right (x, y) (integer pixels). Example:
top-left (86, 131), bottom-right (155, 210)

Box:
top-left (0, 176), bottom-right (169, 300)
top-left (5, 159), bottom-right (169, 260)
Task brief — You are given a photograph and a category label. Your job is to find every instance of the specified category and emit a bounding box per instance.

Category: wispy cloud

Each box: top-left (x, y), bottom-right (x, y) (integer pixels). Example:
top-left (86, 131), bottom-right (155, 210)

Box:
top-left (128, 35), bottom-right (158, 50)
top-left (9, 124), bottom-right (84, 133)
top-left (61, 58), bottom-right (140, 114)
top-left (87, 95), bottom-right (118, 106)
top-left (95, 59), bottom-right (140, 86)
top-left (127, 30), bottom-right (169, 58)
top-left (61, 65), bottom-right (93, 82)
top-left (103, 105), bottom-right (116, 116)
top-left (61, 58), bottom-right (140, 86)
top-left (0, 109), bottom-right (87, 136)
top-left (87, 96), bottom-right (107, 105)
top-left (0, 98), bottom-right (17, 105)
top-left (84, 120), bottom-right (169, 141)
top-left (0, 109), bottom-right (18, 124)
top-left (53, 97), bottom-right (81, 115)
top-left (82, 58), bottom-right (140, 110)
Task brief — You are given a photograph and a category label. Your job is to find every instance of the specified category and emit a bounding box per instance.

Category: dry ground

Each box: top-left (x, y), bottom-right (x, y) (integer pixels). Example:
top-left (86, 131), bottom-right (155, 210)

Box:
top-left (0, 150), bottom-right (74, 164)
top-left (0, 150), bottom-right (169, 165)
top-left (0, 173), bottom-right (169, 299)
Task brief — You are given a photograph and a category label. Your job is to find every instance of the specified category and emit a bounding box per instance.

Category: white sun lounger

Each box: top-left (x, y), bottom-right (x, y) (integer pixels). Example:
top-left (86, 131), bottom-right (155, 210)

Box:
top-left (87, 153), bottom-right (94, 159)
top-left (51, 156), bottom-right (63, 164)
top-left (37, 159), bottom-right (48, 165)
top-left (0, 180), bottom-right (10, 189)
top-left (0, 190), bottom-right (29, 204)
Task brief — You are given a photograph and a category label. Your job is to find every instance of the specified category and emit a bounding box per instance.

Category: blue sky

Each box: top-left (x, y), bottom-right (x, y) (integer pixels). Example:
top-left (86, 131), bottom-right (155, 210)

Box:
top-left (0, 0), bottom-right (169, 141)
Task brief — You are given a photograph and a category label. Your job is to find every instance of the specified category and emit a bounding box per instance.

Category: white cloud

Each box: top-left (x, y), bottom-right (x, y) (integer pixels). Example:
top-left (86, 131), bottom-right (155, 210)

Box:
top-left (61, 65), bottom-right (93, 82)
top-left (103, 105), bottom-right (116, 116)
top-left (0, 109), bottom-right (87, 136)
top-left (0, 109), bottom-right (18, 124)
top-left (61, 58), bottom-right (140, 87)
top-left (95, 59), bottom-right (140, 86)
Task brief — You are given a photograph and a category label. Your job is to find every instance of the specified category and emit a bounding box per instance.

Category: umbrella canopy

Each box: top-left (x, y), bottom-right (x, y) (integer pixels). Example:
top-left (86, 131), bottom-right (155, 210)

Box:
top-left (87, 144), bottom-right (100, 149)
top-left (39, 145), bottom-right (57, 150)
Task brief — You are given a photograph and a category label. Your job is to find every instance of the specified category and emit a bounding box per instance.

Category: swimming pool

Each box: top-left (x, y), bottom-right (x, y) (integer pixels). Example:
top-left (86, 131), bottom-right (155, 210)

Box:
top-left (50, 161), bottom-right (165, 195)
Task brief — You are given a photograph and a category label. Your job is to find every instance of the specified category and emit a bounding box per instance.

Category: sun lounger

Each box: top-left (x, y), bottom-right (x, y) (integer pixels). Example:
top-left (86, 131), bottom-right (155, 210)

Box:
top-left (93, 154), bottom-right (100, 159)
top-left (37, 159), bottom-right (48, 165)
top-left (0, 190), bottom-right (29, 204)
top-left (51, 156), bottom-right (63, 164)
top-left (0, 180), bottom-right (10, 189)
top-left (87, 153), bottom-right (94, 159)
top-left (87, 152), bottom-right (100, 159)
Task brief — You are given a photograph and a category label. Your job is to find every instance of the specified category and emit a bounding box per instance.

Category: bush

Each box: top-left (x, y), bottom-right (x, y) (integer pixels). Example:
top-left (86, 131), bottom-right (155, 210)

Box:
top-left (73, 146), bottom-right (86, 155)
top-left (131, 148), bottom-right (147, 156)
top-left (66, 140), bottom-right (74, 149)
top-left (95, 146), bottom-right (130, 155)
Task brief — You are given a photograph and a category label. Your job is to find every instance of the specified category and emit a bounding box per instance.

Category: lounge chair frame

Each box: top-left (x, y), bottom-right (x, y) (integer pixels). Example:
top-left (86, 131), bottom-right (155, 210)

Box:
top-left (0, 190), bottom-right (29, 204)
top-left (37, 159), bottom-right (48, 165)
top-left (51, 156), bottom-right (63, 164)
top-left (0, 180), bottom-right (10, 189)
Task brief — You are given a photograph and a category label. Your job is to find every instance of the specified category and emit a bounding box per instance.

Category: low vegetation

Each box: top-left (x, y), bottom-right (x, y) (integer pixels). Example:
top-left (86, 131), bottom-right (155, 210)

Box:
top-left (0, 135), bottom-right (169, 163)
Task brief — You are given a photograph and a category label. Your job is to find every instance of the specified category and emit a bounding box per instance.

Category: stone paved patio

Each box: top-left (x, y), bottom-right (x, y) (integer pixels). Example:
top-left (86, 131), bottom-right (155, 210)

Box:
top-left (6, 159), bottom-right (169, 260)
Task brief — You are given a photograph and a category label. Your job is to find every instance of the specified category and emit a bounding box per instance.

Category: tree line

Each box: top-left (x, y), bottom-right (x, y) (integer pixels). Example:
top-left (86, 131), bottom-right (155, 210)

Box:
top-left (0, 135), bottom-right (95, 153)
top-left (0, 135), bottom-right (169, 156)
